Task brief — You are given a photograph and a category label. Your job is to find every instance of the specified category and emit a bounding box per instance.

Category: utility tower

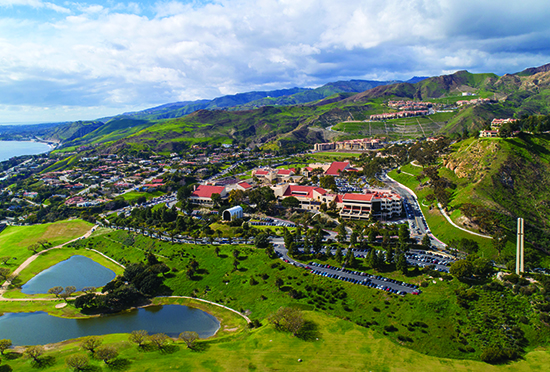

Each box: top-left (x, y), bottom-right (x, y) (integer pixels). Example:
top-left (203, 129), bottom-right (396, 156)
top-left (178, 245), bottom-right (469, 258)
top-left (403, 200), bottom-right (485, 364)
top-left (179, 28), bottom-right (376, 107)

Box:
top-left (516, 218), bottom-right (524, 275)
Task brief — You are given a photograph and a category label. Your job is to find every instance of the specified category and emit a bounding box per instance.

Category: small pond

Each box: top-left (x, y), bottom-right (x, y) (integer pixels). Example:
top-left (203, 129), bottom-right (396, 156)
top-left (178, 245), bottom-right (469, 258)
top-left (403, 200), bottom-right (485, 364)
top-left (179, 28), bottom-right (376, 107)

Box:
top-left (22, 255), bottom-right (116, 294)
top-left (0, 305), bottom-right (220, 345)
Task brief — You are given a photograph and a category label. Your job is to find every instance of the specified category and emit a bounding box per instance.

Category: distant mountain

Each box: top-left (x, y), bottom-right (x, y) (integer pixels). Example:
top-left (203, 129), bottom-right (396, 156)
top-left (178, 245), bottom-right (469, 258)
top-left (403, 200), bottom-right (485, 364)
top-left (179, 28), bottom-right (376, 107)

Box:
top-left (119, 78), bottom-right (428, 121)
top-left (514, 63), bottom-right (550, 76)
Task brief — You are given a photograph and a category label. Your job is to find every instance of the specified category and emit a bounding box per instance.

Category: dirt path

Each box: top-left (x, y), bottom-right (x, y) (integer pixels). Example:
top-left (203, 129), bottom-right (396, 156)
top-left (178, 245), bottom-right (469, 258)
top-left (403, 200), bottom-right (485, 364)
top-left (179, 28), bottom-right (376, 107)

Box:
top-left (0, 225), bottom-right (98, 300)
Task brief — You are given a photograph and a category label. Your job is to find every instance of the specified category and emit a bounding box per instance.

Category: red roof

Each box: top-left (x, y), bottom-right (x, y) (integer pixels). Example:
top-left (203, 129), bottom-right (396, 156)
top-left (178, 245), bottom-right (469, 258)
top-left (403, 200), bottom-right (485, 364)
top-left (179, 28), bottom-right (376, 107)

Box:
top-left (325, 162), bottom-right (350, 176)
top-left (237, 181), bottom-right (252, 189)
top-left (191, 185), bottom-right (225, 198)
top-left (283, 185), bottom-right (327, 199)
top-left (304, 167), bottom-right (314, 171)
top-left (342, 193), bottom-right (374, 202)
top-left (255, 170), bottom-right (269, 176)
top-left (151, 178), bottom-right (164, 183)
top-left (277, 169), bottom-right (294, 175)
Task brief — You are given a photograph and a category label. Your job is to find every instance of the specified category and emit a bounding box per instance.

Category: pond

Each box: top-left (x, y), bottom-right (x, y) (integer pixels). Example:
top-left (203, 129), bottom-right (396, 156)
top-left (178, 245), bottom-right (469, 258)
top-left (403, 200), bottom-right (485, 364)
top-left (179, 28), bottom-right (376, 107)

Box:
top-left (0, 305), bottom-right (220, 345)
top-left (22, 255), bottom-right (116, 294)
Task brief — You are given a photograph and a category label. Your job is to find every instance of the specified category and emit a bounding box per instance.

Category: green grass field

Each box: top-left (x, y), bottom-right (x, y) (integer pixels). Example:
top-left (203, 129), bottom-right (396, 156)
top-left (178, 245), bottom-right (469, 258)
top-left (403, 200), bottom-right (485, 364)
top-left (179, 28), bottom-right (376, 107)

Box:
top-left (0, 220), bottom-right (93, 268)
top-left (119, 191), bottom-right (165, 202)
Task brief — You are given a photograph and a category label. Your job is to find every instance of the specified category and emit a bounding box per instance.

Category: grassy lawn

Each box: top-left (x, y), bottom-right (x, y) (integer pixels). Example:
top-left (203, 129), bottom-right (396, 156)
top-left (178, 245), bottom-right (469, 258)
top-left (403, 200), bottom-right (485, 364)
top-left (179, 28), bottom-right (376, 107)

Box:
top-left (120, 191), bottom-right (165, 203)
top-left (0, 219), bottom-right (93, 268)
top-left (3, 309), bottom-right (550, 371)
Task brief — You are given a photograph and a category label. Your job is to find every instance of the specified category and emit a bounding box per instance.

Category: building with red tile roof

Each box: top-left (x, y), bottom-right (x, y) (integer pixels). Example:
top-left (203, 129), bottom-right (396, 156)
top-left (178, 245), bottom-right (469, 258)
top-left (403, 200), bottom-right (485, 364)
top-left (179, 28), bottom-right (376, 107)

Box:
top-left (273, 184), bottom-right (328, 210)
top-left (189, 185), bottom-right (228, 205)
top-left (324, 161), bottom-right (351, 176)
top-left (236, 181), bottom-right (253, 191)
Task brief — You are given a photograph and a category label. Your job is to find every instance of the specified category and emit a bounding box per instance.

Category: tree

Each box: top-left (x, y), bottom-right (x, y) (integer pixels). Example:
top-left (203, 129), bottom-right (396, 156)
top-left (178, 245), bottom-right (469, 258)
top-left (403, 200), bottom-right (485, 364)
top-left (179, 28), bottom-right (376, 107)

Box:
top-left (179, 331), bottom-right (199, 349)
top-left (421, 234), bottom-right (431, 250)
top-left (335, 246), bottom-right (343, 264)
top-left (27, 243), bottom-right (41, 254)
top-left (281, 197), bottom-right (300, 209)
top-left (269, 307), bottom-right (305, 336)
top-left (398, 225), bottom-right (409, 244)
top-left (350, 231), bottom-right (358, 247)
top-left (336, 223), bottom-right (347, 243)
top-left (0, 257), bottom-right (10, 265)
top-left (149, 333), bottom-right (170, 349)
top-left (254, 233), bottom-right (270, 249)
top-left (66, 354), bottom-right (89, 371)
top-left (450, 260), bottom-right (474, 279)
top-left (366, 249), bottom-right (380, 270)
top-left (386, 246), bottom-right (395, 265)
top-left (129, 330), bottom-right (148, 348)
top-left (472, 257), bottom-right (494, 279)
top-left (80, 336), bottom-right (103, 354)
top-left (0, 339), bottom-right (12, 355)
top-left (319, 176), bottom-right (337, 192)
top-left (25, 345), bottom-right (44, 363)
top-left (60, 286), bottom-right (77, 301)
top-left (303, 235), bottom-right (311, 254)
top-left (95, 345), bottom-right (118, 365)
top-left (37, 239), bottom-right (50, 249)
top-left (82, 287), bottom-right (96, 294)
top-left (48, 286), bottom-right (64, 297)
top-left (275, 278), bottom-right (284, 289)
top-left (210, 193), bottom-right (222, 209)
top-left (345, 248), bottom-right (357, 268)
top-left (396, 252), bottom-right (408, 274)
top-left (0, 268), bottom-right (10, 281)
top-left (367, 229), bottom-right (376, 244)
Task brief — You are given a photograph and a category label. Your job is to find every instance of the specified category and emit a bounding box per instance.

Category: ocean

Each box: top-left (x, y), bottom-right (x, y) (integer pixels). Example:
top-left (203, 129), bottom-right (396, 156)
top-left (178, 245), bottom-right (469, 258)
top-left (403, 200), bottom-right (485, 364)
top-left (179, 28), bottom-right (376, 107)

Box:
top-left (0, 141), bottom-right (52, 162)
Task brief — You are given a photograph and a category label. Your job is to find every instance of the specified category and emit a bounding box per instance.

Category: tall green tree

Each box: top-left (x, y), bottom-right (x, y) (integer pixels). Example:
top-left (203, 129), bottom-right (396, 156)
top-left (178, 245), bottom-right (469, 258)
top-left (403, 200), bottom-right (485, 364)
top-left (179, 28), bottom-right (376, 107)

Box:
top-left (396, 252), bottom-right (408, 274)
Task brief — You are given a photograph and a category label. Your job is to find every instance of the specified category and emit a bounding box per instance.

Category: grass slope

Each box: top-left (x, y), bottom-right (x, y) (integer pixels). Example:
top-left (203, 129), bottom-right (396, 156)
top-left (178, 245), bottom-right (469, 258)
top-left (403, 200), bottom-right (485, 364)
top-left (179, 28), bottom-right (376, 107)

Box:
top-left (2, 311), bottom-right (550, 371)
top-left (0, 219), bottom-right (93, 267)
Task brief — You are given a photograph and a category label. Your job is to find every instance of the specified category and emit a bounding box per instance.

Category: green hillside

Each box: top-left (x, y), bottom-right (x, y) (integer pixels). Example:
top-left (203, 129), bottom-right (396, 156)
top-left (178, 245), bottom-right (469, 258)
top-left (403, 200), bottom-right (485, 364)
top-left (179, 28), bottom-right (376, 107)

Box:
top-left (440, 134), bottom-right (550, 266)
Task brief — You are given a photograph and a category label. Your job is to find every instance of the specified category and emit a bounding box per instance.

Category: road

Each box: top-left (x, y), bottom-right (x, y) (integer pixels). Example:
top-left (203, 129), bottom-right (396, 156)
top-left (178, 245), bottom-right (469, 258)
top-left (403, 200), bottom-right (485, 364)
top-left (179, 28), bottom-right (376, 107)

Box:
top-left (378, 171), bottom-right (447, 250)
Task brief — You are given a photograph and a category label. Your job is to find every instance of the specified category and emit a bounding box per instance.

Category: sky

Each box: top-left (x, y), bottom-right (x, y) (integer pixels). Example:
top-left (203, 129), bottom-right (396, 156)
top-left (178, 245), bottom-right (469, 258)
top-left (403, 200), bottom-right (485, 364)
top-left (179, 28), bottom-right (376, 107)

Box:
top-left (1, 0), bottom-right (550, 124)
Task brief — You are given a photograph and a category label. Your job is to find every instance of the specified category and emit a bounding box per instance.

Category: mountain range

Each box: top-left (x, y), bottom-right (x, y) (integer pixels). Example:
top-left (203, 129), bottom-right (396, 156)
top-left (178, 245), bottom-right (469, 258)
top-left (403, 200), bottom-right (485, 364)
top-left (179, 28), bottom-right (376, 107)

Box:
top-left (3, 64), bottom-right (550, 154)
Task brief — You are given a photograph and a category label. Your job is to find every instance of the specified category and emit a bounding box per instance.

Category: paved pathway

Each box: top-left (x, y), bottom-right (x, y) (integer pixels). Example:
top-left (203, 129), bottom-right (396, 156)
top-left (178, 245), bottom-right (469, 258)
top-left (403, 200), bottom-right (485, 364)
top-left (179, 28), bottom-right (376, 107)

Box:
top-left (437, 203), bottom-right (492, 239)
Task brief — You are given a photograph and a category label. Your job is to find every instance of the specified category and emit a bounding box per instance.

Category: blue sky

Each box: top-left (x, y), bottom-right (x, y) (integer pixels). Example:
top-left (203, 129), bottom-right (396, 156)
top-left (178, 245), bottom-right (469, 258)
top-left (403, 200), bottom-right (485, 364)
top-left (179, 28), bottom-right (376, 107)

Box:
top-left (1, 0), bottom-right (550, 123)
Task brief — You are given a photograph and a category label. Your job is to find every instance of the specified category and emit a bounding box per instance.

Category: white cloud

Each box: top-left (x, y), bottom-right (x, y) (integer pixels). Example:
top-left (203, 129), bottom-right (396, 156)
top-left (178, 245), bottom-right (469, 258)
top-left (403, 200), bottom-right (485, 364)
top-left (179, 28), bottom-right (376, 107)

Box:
top-left (1, 0), bottom-right (550, 123)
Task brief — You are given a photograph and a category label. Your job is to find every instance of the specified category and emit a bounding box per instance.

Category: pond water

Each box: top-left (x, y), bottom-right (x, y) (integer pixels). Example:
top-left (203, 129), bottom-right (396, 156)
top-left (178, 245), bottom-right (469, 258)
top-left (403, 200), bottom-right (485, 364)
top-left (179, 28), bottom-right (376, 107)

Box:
top-left (0, 305), bottom-right (220, 345)
top-left (21, 255), bottom-right (116, 294)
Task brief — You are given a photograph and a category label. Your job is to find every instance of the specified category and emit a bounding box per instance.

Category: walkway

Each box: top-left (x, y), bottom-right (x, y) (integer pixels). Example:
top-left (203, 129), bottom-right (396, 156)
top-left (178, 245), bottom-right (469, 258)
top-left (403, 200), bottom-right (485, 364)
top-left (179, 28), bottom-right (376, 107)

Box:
top-left (437, 203), bottom-right (492, 239)
top-left (159, 296), bottom-right (251, 323)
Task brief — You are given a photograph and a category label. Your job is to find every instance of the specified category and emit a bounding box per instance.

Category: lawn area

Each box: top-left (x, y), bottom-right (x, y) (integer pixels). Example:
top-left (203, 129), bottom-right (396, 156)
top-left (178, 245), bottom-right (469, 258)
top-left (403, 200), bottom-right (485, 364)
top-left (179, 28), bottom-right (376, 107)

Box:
top-left (120, 190), bottom-right (165, 203)
top-left (65, 229), bottom-right (550, 362)
top-left (3, 310), bottom-right (550, 371)
top-left (0, 219), bottom-right (93, 268)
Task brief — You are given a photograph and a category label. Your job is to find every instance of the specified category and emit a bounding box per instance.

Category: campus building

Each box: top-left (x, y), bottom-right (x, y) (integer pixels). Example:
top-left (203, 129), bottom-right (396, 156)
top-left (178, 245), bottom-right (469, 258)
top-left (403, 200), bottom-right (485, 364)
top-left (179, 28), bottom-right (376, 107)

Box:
top-left (273, 184), bottom-right (402, 220)
top-left (189, 185), bottom-right (228, 205)
top-left (313, 137), bottom-right (384, 152)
